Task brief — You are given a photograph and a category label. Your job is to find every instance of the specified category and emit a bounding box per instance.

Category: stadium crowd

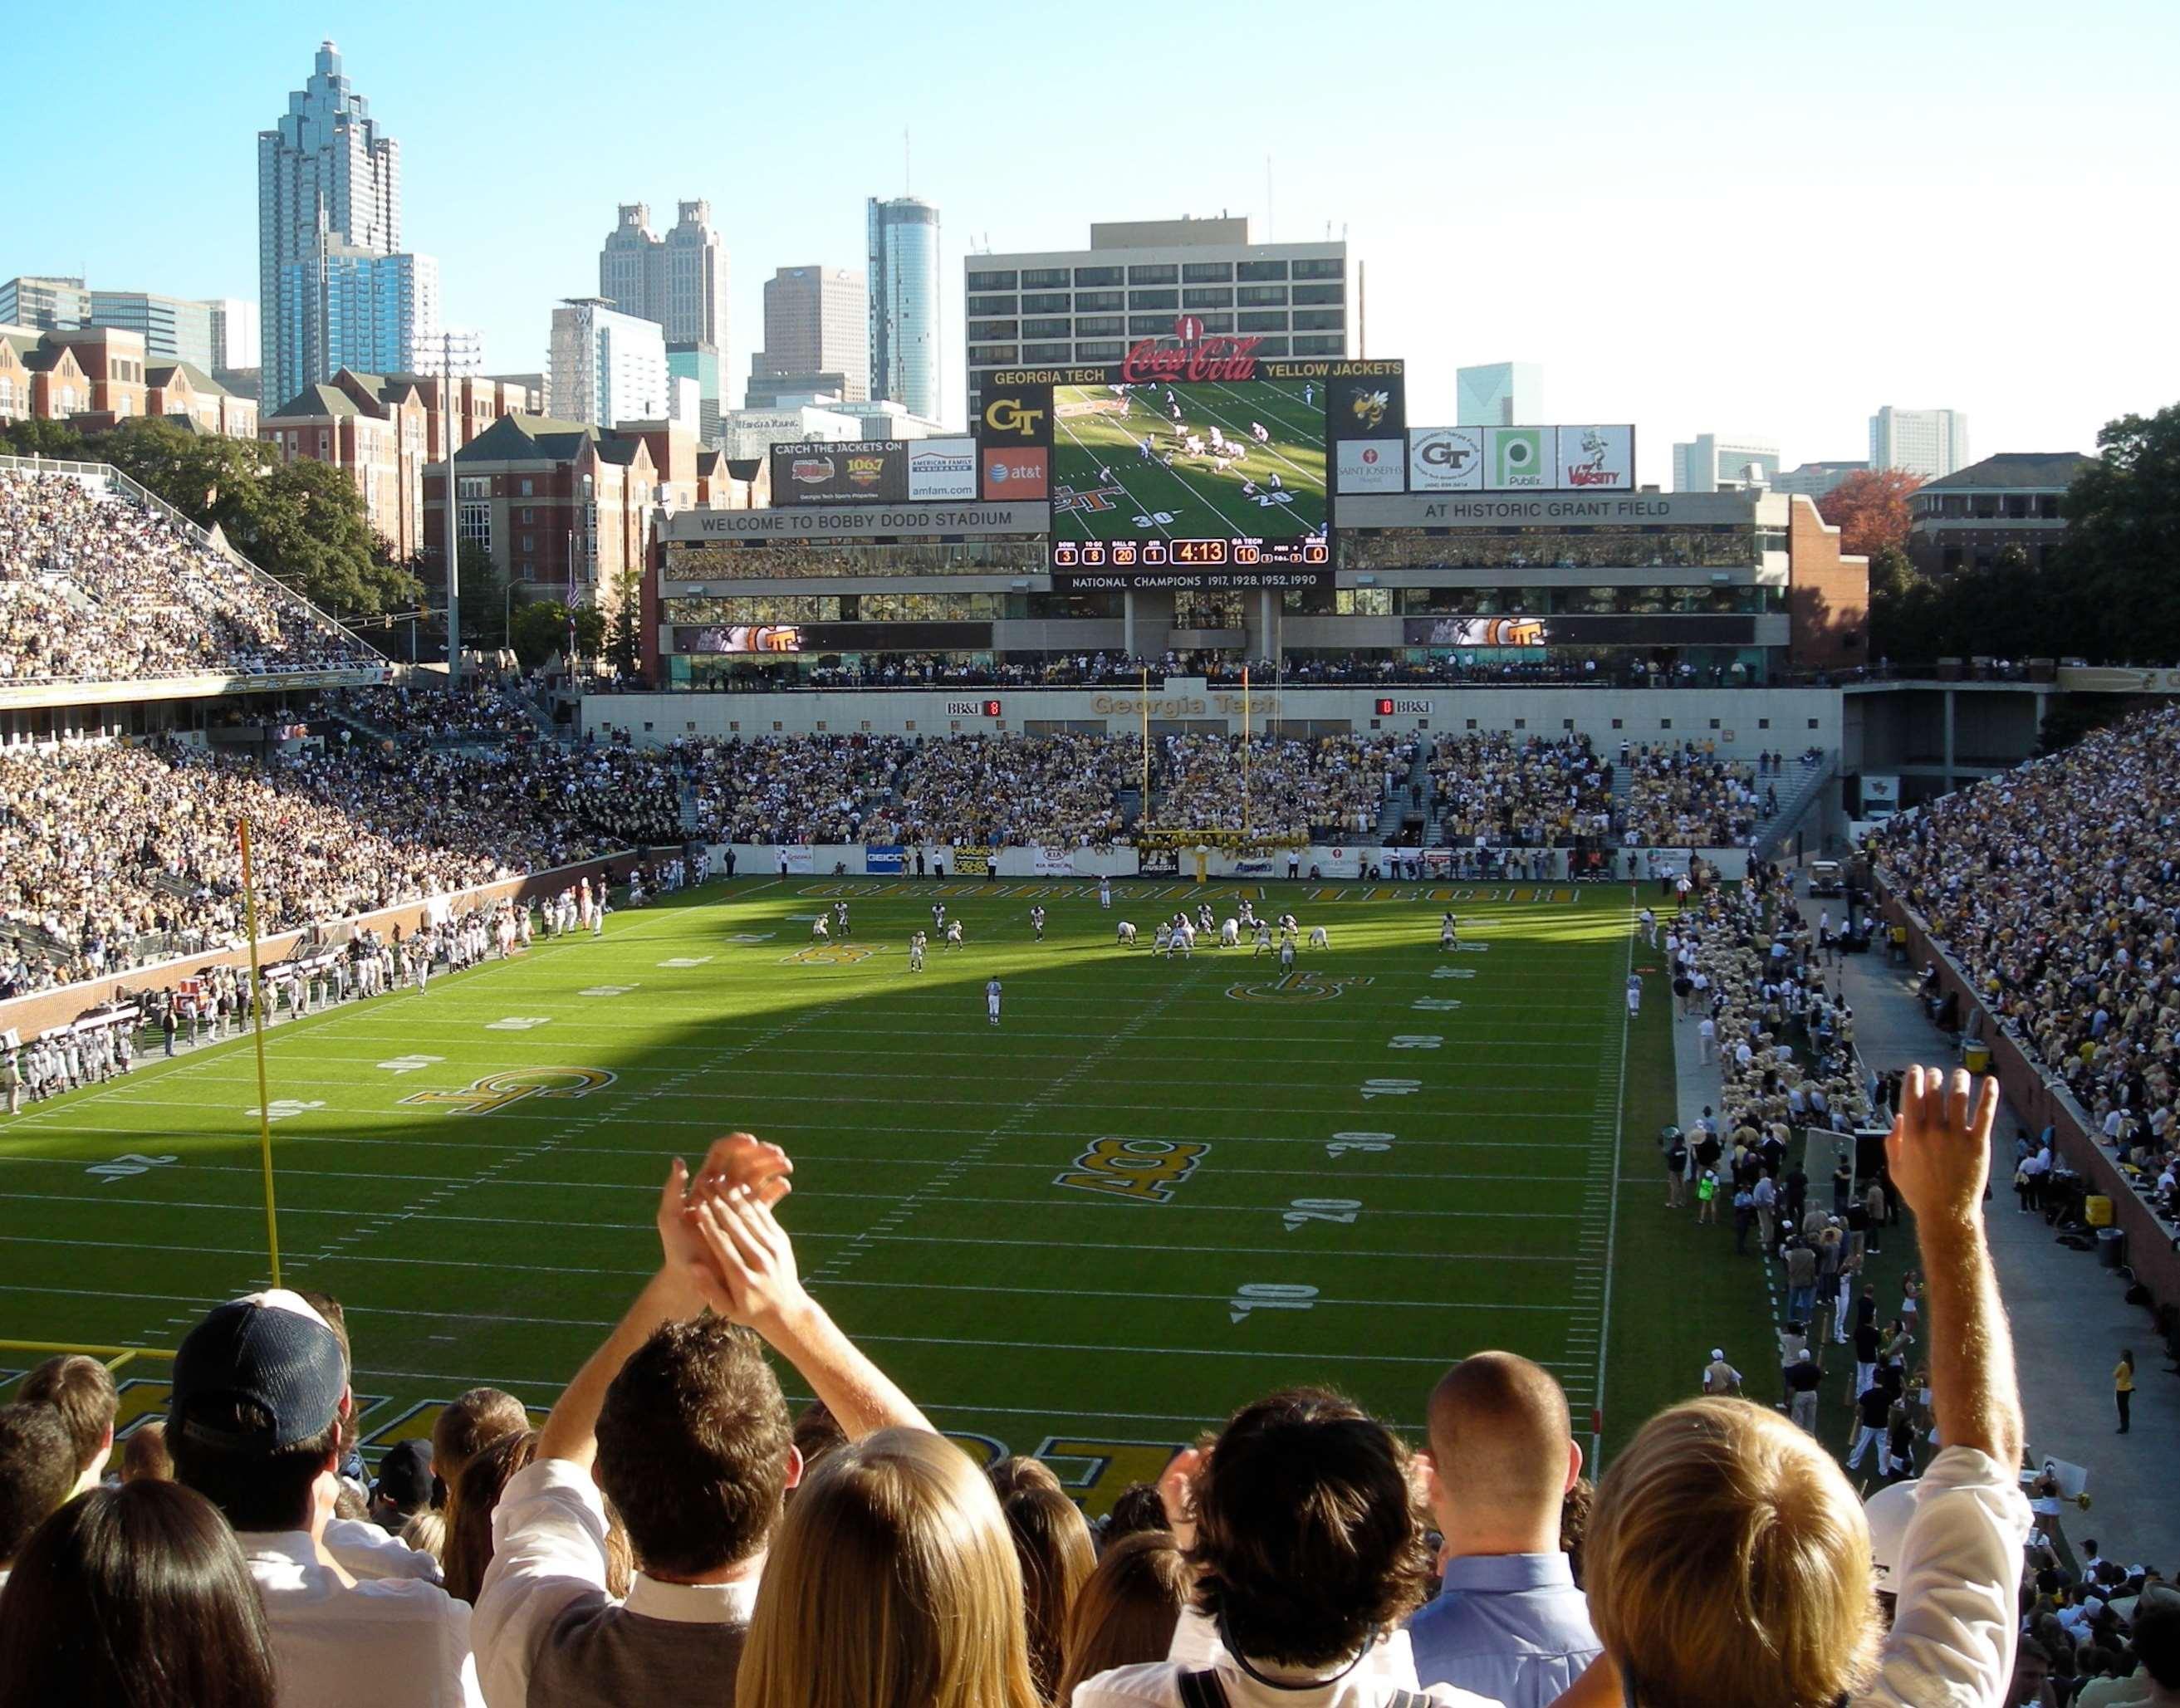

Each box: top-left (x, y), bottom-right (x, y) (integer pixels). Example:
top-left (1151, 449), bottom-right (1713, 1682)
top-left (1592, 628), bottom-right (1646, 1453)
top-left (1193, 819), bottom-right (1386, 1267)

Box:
top-left (0, 741), bottom-right (679, 993)
top-left (318, 683), bottom-right (542, 744)
top-left (0, 1099), bottom-right (2117, 1708)
top-left (0, 471), bottom-right (375, 684)
top-left (1877, 705), bottom-right (2180, 1229)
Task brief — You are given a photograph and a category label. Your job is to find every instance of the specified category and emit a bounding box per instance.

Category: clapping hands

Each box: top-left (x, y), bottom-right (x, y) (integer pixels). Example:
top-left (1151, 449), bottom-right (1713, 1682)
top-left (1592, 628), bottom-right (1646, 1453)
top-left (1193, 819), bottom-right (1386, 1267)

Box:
top-left (655, 1132), bottom-right (806, 1329)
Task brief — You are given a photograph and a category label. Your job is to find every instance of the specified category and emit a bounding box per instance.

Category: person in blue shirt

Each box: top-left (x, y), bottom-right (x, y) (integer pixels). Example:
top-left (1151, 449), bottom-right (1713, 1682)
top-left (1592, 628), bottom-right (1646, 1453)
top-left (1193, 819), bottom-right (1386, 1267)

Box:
top-left (1409, 1352), bottom-right (1602, 1707)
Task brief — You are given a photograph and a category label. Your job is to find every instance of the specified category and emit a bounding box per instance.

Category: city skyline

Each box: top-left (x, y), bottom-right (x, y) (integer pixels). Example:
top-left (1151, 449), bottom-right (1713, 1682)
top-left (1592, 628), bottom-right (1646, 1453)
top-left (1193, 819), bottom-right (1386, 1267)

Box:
top-left (3, 1), bottom-right (2175, 481)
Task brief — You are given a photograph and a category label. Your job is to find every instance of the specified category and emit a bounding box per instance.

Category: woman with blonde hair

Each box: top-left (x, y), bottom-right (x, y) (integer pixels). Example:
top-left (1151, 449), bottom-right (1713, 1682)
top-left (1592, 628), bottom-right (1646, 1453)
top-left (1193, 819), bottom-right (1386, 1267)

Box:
top-left (736, 1427), bottom-right (1041, 1708)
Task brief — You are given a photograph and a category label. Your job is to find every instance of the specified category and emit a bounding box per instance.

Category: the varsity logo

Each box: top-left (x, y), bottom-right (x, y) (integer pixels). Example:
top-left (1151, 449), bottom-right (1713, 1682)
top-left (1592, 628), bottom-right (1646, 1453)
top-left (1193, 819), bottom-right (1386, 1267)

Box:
top-left (1350, 390), bottom-right (1391, 430)
top-left (1225, 971), bottom-right (1375, 1004)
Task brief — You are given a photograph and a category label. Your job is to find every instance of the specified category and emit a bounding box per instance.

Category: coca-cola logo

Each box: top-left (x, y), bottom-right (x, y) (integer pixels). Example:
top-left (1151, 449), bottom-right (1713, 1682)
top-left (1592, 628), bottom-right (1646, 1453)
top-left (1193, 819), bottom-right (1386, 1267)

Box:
top-left (1121, 316), bottom-right (1264, 384)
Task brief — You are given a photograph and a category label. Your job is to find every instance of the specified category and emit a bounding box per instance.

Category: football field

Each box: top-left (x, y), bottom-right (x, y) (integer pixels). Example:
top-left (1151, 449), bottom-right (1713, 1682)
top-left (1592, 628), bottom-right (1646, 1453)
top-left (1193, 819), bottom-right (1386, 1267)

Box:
top-left (1051, 381), bottom-right (1327, 545)
top-left (1, 878), bottom-right (1764, 1510)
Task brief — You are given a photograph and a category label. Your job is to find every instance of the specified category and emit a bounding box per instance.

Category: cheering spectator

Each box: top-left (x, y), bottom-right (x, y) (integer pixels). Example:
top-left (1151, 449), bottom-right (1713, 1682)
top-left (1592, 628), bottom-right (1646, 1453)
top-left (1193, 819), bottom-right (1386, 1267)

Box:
top-left (17, 1353), bottom-right (117, 1500)
top-left (1578, 1065), bottom-right (2028, 1707)
top-left (471, 1134), bottom-right (930, 1705)
top-left (1053, 1530), bottom-right (1191, 1704)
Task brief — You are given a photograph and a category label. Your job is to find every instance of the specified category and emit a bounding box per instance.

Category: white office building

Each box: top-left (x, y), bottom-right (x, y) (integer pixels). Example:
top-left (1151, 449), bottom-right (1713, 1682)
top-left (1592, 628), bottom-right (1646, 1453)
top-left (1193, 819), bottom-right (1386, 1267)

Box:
top-left (548, 297), bottom-right (670, 428)
top-left (965, 216), bottom-right (1348, 422)
top-left (1457, 362), bottom-right (1542, 427)
top-left (1869, 406), bottom-right (1968, 479)
top-left (1673, 433), bottom-right (1781, 492)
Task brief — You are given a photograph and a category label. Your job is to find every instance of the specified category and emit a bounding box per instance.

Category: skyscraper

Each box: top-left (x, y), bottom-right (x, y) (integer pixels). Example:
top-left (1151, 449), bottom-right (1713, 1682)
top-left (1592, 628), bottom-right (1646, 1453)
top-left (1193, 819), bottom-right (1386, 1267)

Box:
top-left (87, 291), bottom-right (217, 370)
top-left (1457, 362), bottom-right (1542, 428)
top-left (749, 267), bottom-right (869, 405)
top-left (1869, 406), bottom-right (1969, 479)
top-left (203, 299), bottom-right (261, 372)
top-left (549, 298), bottom-right (669, 428)
top-left (257, 41), bottom-right (401, 408)
top-left (597, 201), bottom-right (727, 347)
top-left (869, 196), bottom-right (939, 422)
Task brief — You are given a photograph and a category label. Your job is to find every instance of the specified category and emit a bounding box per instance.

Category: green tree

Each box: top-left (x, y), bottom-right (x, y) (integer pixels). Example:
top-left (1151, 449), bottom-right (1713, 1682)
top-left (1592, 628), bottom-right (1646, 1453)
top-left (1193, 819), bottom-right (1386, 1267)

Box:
top-left (606, 565), bottom-right (644, 675)
top-left (415, 541), bottom-right (508, 651)
top-left (228, 457), bottom-right (420, 617)
top-left (571, 603), bottom-right (607, 659)
top-left (1, 417), bottom-right (88, 458)
top-left (510, 599), bottom-right (573, 670)
top-left (2054, 404), bottom-right (2180, 663)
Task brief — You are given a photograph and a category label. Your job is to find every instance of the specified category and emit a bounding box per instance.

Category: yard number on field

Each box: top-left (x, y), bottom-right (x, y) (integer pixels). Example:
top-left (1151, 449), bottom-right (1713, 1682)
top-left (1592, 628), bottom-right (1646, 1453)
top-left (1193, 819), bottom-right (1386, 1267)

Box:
top-left (1431, 967), bottom-right (1476, 979)
top-left (245, 1100), bottom-right (326, 1123)
top-left (86, 1152), bottom-right (177, 1182)
top-left (1359, 1078), bottom-right (1421, 1098)
top-left (1389, 1035), bottom-right (1443, 1049)
top-left (1326, 1130), bottom-right (1395, 1157)
top-left (1229, 1282), bottom-right (1318, 1324)
top-left (1284, 1197), bottom-right (1360, 1231)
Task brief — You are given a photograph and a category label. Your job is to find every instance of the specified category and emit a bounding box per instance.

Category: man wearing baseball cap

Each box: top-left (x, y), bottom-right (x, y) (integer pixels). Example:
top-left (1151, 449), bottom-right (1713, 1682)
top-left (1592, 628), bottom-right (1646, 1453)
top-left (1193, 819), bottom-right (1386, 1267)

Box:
top-left (167, 1289), bottom-right (481, 1706)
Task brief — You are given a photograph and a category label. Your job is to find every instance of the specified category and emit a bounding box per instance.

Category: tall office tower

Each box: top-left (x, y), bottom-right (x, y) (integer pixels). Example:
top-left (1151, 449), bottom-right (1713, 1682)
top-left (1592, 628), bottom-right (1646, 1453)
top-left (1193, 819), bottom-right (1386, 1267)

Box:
top-left (258, 40), bottom-right (401, 407)
top-left (869, 195), bottom-right (940, 421)
top-left (1457, 361), bottom-right (1542, 427)
top-left (600, 203), bottom-right (664, 322)
top-left (1869, 406), bottom-right (1969, 479)
top-left (750, 266), bottom-right (869, 404)
top-left (549, 298), bottom-right (669, 428)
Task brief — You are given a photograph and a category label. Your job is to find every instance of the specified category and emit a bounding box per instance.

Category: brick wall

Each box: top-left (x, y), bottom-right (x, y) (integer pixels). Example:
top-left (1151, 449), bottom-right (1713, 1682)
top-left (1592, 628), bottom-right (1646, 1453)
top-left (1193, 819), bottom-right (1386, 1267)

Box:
top-left (1787, 494), bottom-right (1870, 673)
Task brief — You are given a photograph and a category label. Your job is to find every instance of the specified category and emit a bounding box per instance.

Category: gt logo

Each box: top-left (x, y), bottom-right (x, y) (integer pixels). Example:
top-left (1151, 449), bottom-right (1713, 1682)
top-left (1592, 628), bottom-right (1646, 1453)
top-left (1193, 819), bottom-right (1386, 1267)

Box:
top-left (784, 942), bottom-right (879, 965)
top-left (1055, 1138), bottom-right (1208, 1203)
top-left (982, 397), bottom-right (1045, 438)
top-left (402, 1068), bottom-right (617, 1117)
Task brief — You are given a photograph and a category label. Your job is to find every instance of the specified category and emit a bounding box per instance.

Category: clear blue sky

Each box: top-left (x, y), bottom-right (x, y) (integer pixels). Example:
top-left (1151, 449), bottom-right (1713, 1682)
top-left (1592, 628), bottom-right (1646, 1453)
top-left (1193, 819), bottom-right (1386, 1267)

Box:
top-left (4, 0), bottom-right (2174, 484)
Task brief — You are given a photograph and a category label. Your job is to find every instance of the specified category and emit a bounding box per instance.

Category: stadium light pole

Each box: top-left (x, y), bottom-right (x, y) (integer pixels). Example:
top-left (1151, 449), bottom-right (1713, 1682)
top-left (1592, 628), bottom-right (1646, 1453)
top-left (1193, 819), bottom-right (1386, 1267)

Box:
top-left (443, 330), bottom-right (461, 690)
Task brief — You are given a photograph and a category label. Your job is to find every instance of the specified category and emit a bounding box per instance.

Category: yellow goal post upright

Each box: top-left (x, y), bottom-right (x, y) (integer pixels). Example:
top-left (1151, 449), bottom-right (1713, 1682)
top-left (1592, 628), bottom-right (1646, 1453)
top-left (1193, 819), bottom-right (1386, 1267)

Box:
top-left (237, 816), bottom-right (285, 1290)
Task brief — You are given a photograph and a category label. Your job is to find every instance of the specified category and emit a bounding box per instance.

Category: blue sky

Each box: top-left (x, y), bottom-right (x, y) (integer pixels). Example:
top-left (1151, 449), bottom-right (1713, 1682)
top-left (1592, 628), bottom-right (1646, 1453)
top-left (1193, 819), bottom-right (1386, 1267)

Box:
top-left (4, 0), bottom-right (2174, 484)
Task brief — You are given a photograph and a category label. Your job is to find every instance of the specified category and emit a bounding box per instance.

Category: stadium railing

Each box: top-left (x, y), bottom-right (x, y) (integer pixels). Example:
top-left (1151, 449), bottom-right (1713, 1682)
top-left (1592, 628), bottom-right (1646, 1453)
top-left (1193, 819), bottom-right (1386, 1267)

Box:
top-left (1870, 876), bottom-right (2179, 1312)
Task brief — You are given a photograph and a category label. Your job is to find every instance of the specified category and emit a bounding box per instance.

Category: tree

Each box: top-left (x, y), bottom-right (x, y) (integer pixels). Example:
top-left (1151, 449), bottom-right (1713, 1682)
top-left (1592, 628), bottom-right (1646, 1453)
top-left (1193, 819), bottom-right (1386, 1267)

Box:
top-left (413, 541), bottom-right (507, 652)
top-left (2051, 404), bottom-right (2180, 663)
top-left (606, 565), bottom-right (645, 677)
top-left (1817, 468), bottom-right (1924, 559)
top-left (1, 417), bottom-right (87, 459)
top-left (223, 457), bottom-right (420, 617)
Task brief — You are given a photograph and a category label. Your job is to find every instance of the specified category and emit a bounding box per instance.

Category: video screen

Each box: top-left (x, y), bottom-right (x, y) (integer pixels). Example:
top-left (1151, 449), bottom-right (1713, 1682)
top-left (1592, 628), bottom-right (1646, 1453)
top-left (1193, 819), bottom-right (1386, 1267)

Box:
top-left (1050, 380), bottom-right (1328, 564)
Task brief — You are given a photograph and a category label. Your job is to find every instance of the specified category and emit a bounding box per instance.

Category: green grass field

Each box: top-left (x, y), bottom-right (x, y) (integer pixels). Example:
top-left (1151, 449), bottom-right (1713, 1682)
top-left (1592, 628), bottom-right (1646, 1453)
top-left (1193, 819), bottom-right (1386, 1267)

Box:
top-left (2, 877), bottom-right (1810, 1511)
top-left (1052, 381), bottom-right (1327, 546)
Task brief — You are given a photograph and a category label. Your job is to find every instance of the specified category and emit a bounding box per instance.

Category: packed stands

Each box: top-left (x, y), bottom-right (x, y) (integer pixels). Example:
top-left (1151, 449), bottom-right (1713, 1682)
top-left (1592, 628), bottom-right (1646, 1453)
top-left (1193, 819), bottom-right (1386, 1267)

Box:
top-left (0, 467), bottom-right (379, 686)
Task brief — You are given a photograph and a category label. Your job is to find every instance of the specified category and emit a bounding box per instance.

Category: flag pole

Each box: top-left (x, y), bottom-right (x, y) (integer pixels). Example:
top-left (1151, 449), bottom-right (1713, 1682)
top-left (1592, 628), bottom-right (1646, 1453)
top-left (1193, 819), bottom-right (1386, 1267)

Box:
top-left (237, 818), bottom-right (283, 1288)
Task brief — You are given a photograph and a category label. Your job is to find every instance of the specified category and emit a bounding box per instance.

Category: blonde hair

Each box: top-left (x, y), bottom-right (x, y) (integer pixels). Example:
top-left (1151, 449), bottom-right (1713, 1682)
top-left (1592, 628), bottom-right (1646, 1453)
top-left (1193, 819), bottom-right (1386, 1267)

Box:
top-left (1586, 1399), bottom-right (1880, 1708)
top-left (399, 1509), bottom-right (445, 1563)
top-left (736, 1429), bottom-right (1041, 1708)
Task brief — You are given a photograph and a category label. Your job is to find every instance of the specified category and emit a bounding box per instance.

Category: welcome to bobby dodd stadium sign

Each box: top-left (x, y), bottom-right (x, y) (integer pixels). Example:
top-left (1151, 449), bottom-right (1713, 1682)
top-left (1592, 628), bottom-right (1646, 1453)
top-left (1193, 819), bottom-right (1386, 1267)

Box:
top-left (668, 502), bottom-right (1051, 540)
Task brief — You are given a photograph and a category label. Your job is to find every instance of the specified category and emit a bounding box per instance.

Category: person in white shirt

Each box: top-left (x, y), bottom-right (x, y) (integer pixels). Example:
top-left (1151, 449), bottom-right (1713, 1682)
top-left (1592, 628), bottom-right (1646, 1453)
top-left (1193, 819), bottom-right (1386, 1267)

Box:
top-left (987, 976), bottom-right (1003, 1025)
top-left (1075, 1390), bottom-right (1498, 1708)
top-left (1561, 1064), bottom-right (2031, 1708)
top-left (473, 1133), bottom-right (933, 1708)
top-left (165, 1290), bottom-right (482, 1707)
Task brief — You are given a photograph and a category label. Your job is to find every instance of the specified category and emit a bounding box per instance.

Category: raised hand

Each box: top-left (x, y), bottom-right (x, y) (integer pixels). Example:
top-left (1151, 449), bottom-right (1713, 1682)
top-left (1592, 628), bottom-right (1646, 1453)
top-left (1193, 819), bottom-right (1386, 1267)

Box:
top-left (689, 1185), bottom-right (808, 1331)
top-left (1884, 1064), bottom-right (1998, 1228)
top-left (689, 1131), bottom-right (794, 1209)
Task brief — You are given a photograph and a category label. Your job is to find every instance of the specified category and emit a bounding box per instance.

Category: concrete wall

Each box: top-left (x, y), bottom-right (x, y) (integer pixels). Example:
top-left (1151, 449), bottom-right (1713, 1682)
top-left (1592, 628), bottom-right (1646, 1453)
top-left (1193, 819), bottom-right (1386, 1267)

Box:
top-left (584, 682), bottom-right (1846, 753)
top-left (713, 843), bottom-right (1752, 883)
top-left (1876, 885), bottom-right (2178, 1313)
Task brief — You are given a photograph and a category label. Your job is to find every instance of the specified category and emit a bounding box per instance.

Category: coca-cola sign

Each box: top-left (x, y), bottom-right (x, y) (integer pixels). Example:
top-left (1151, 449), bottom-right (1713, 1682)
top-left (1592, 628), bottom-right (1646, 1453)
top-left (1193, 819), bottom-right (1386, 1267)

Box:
top-left (1120, 316), bottom-right (1265, 384)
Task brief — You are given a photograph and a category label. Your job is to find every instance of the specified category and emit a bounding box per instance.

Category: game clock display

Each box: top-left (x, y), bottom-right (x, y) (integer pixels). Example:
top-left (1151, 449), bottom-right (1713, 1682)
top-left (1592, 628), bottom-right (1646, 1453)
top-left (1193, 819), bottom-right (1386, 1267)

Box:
top-left (1051, 536), bottom-right (1329, 570)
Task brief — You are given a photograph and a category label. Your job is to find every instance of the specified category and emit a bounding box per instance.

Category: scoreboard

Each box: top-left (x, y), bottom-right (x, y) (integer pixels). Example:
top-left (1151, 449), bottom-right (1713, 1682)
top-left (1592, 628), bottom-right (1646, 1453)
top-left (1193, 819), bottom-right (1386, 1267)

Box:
top-left (1051, 536), bottom-right (1331, 570)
